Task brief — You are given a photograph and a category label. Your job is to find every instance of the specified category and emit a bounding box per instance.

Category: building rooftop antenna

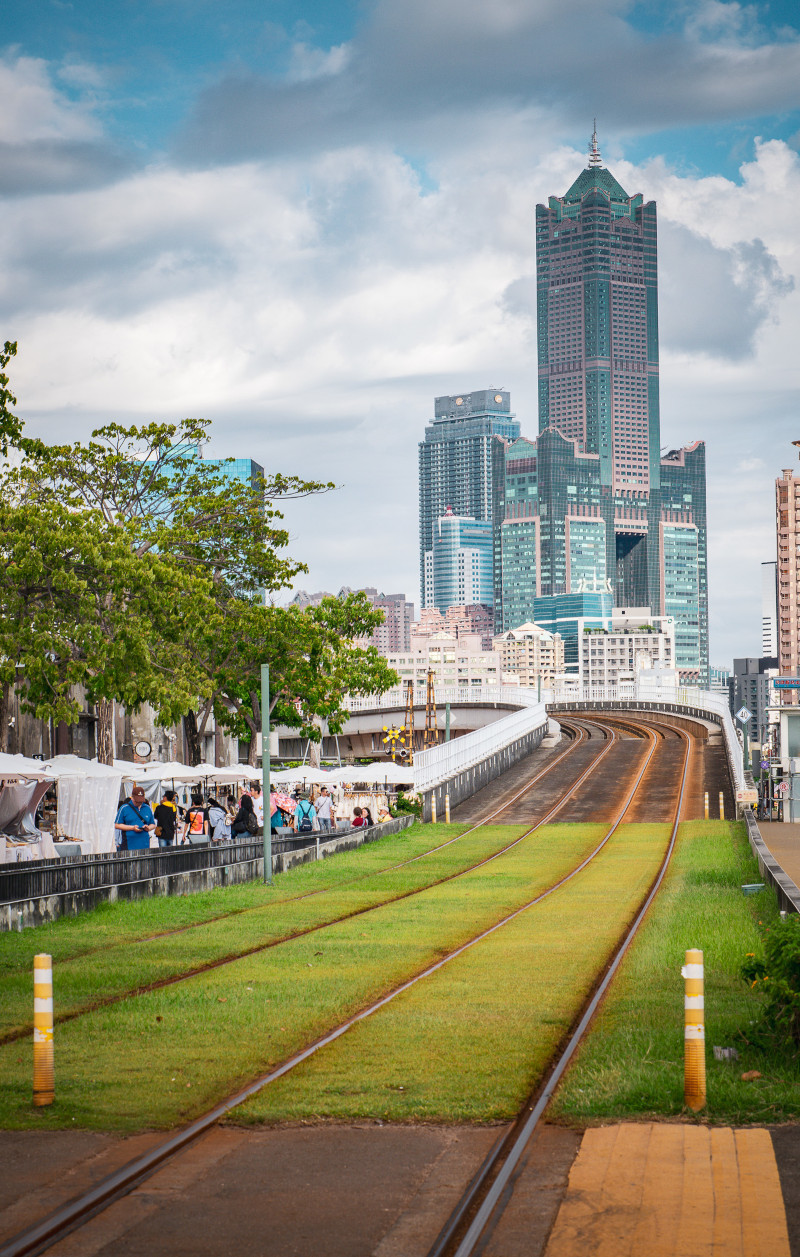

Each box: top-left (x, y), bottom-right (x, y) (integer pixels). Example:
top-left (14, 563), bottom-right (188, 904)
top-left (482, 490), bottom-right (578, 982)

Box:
top-left (588, 119), bottom-right (602, 168)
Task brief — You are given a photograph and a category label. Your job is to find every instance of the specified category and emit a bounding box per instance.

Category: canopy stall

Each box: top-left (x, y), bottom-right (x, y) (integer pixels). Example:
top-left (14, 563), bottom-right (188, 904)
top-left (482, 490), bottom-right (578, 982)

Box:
top-left (44, 756), bottom-right (123, 854)
top-left (328, 761), bottom-right (414, 785)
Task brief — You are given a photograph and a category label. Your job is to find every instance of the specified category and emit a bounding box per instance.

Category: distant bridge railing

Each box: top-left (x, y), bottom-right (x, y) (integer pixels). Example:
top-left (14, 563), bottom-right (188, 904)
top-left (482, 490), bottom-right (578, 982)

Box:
top-left (548, 681), bottom-right (744, 793)
top-left (344, 685), bottom-right (540, 712)
top-left (413, 701), bottom-right (548, 793)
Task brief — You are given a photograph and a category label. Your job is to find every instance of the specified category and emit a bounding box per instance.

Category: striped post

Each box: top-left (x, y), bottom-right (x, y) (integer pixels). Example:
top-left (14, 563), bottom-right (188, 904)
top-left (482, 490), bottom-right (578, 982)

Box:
top-left (33, 954), bottom-right (54, 1107)
top-left (719, 791), bottom-right (724, 821)
top-left (431, 795), bottom-right (437, 824)
top-left (682, 948), bottom-right (706, 1111)
top-left (704, 792), bottom-right (709, 820)
top-left (445, 793), bottom-right (451, 823)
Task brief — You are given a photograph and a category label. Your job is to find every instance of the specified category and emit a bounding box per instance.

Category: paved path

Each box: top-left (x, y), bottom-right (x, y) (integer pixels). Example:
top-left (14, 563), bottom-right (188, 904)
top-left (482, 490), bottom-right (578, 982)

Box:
top-left (542, 1123), bottom-right (790, 1257)
top-left (758, 823), bottom-right (800, 889)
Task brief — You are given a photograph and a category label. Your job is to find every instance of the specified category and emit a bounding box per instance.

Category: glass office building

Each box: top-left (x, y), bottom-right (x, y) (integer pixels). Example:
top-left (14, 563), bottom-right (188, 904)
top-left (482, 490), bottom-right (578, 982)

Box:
top-left (494, 130), bottom-right (708, 682)
top-left (424, 510), bottom-right (493, 613)
top-left (419, 390), bottom-right (519, 609)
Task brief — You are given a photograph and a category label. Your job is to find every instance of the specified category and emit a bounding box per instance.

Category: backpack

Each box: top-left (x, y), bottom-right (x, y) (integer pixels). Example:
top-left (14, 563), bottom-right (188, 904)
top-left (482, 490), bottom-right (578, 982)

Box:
top-left (296, 802), bottom-right (313, 833)
top-left (245, 809), bottom-right (259, 835)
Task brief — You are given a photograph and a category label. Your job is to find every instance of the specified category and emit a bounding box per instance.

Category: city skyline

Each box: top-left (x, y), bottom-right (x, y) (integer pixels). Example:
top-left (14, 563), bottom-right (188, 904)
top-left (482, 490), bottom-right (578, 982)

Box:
top-left (2, 3), bottom-right (800, 664)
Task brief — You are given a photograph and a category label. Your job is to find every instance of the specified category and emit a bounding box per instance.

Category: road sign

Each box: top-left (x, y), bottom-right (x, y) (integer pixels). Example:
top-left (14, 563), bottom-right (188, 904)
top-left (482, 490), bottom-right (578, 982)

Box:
top-left (761, 760), bottom-right (770, 769)
top-left (777, 781), bottom-right (790, 796)
top-left (735, 706), bottom-right (752, 723)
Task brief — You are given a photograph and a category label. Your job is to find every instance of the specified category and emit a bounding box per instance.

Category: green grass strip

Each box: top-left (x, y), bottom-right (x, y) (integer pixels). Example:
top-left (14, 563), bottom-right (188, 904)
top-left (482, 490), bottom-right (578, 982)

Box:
top-left (0, 823), bottom-right (471, 972)
top-left (550, 820), bottom-right (800, 1126)
top-left (231, 825), bottom-right (671, 1125)
top-left (0, 824), bottom-right (532, 1038)
top-left (0, 823), bottom-right (616, 1131)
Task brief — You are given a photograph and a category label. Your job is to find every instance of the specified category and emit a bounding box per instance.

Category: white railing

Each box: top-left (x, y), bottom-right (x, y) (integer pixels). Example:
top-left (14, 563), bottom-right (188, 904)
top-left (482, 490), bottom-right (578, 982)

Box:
top-left (345, 685), bottom-right (541, 712)
top-left (413, 701), bottom-right (548, 793)
top-left (549, 681), bottom-right (745, 792)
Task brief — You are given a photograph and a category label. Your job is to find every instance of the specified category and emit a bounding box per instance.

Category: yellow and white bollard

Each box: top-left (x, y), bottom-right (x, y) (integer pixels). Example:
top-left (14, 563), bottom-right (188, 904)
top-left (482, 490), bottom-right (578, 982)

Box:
top-left (33, 953), bottom-right (54, 1107)
top-left (431, 795), bottom-right (437, 824)
top-left (682, 948), bottom-right (706, 1111)
top-left (704, 792), bottom-right (709, 820)
top-left (445, 793), bottom-right (451, 824)
top-left (719, 792), bottom-right (724, 821)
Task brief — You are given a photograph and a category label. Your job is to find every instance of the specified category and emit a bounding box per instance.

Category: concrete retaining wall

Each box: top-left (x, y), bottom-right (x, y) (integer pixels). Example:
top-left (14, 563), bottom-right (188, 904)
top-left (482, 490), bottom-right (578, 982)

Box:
top-left (421, 723), bottom-right (546, 822)
top-left (1, 815), bottom-right (414, 931)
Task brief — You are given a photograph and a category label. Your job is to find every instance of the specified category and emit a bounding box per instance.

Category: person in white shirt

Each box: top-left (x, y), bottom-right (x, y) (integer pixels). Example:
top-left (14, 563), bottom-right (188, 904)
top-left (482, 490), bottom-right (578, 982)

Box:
top-left (315, 787), bottom-right (334, 832)
top-left (251, 784), bottom-right (264, 833)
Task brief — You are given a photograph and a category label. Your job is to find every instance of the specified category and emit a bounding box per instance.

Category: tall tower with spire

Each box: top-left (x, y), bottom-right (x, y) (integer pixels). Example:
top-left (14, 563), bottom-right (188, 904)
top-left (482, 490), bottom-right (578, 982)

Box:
top-left (494, 127), bottom-right (709, 681)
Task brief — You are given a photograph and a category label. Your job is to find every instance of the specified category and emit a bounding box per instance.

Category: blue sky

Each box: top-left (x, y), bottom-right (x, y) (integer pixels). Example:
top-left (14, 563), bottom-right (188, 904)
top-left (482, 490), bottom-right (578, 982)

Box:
top-left (3, 0), bottom-right (800, 663)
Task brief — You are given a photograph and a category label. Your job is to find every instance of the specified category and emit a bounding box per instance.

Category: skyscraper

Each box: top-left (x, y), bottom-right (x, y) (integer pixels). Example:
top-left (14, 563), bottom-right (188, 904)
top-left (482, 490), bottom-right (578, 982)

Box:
top-left (423, 510), bottom-right (494, 612)
top-left (495, 128), bottom-right (708, 681)
top-left (418, 390), bottom-right (519, 607)
top-left (762, 560), bottom-right (778, 657)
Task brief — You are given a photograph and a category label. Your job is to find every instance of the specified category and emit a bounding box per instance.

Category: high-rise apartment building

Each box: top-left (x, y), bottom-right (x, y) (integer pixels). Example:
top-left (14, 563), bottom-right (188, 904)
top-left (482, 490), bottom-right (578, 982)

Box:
top-left (777, 465), bottom-right (800, 687)
top-left (289, 586), bottom-right (414, 651)
top-left (419, 390), bottom-right (519, 607)
top-left (762, 560), bottom-right (778, 657)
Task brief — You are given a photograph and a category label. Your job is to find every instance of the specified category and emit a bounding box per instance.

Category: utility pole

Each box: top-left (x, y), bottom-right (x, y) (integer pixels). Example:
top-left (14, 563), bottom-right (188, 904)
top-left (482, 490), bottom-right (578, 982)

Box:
top-left (261, 664), bottom-right (271, 885)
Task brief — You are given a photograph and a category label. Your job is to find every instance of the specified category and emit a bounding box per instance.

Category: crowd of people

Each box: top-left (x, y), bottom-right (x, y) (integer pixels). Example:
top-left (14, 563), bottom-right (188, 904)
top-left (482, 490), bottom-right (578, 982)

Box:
top-left (113, 782), bottom-right (388, 851)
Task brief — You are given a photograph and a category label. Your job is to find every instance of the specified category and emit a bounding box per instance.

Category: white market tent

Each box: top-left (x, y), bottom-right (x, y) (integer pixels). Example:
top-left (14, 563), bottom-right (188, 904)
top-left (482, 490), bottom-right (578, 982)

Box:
top-left (270, 767), bottom-right (336, 787)
top-left (44, 755), bottom-right (124, 854)
top-left (328, 761), bottom-right (414, 785)
top-left (0, 753), bottom-right (56, 781)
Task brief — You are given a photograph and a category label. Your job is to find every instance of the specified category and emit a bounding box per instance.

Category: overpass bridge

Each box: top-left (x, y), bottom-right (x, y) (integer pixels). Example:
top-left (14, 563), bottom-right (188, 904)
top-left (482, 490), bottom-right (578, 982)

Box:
top-left (294, 682), bottom-right (747, 822)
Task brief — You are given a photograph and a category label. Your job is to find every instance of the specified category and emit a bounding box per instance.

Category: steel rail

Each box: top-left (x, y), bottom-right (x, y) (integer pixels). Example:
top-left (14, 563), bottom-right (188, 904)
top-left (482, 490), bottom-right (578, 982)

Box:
top-left (0, 721), bottom-right (601, 1049)
top-left (0, 718), bottom-right (648, 1257)
top-left (427, 716), bottom-right (692, 1257)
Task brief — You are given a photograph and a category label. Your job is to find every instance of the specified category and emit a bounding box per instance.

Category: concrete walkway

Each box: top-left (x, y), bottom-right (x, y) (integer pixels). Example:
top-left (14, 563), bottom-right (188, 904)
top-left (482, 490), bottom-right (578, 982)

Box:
top-left (542, 1123), bottom-right (790, 1257)
top-left (758, 823), bottom-right (800, 891)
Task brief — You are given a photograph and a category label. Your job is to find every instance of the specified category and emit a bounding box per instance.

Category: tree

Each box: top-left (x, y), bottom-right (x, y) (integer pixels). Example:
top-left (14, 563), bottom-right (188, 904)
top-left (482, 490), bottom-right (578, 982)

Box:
top-left (0, 349), bottom-right (398, 762)
top-left (185, 593), bottom-right (399, 765)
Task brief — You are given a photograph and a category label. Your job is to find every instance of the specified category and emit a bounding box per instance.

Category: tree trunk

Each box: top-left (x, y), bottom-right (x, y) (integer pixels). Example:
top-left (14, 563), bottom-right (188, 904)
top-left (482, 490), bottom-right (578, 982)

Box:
top-left (0, 681), bottom-right (10, 753)
top-left (244, 715), bottom-right (258, 768)
top-left (183, 710), bottom-right (202, 766)
top-left (97, 699), bottom-right (114, 765)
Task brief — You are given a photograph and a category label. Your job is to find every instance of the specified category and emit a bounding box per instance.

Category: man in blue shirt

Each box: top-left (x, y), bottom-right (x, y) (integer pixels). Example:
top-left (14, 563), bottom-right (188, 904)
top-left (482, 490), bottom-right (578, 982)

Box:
top-left (115, 786), bottom-right (156, 852)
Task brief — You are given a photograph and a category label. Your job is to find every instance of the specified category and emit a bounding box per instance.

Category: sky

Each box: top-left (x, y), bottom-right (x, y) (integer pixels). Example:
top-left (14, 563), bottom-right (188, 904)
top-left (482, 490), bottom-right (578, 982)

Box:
top-left (4, 0), bottom-right (800, 666)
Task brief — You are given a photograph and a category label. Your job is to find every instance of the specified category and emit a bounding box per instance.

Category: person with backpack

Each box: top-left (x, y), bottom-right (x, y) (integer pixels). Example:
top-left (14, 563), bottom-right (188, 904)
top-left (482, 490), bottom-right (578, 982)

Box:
top-left (294, 793), bottom-right (317, 835)
top-left (231, 793), bottom-right (258, 839)
top-left (182, 795), bottom-right (207, 843)
top-left (206, 796), bottom-right (231, 843)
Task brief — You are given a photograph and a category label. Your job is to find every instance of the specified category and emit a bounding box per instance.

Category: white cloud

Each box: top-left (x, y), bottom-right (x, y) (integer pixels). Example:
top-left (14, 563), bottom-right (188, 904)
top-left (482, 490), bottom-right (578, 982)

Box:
top-left (286, 41), bottom-right (352, 83)
top-left (0, 53), bottom-right (101, 142)
top-left (2, 24), bottom-right (800, 662)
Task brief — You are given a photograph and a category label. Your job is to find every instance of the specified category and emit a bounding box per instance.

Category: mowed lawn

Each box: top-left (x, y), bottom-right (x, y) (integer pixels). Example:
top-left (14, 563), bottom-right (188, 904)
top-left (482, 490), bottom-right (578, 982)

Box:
top-left (550, 820), bottom-right (800, 1125)
top-left (0, 823), bottom-right (525, 1037)
top-left (0, 822), bottom-right (639, 1131)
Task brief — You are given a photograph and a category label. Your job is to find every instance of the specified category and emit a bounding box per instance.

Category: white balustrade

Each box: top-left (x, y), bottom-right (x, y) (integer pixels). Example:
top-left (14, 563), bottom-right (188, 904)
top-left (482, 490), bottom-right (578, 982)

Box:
top-left (412, 701), bottom-right (549, 793)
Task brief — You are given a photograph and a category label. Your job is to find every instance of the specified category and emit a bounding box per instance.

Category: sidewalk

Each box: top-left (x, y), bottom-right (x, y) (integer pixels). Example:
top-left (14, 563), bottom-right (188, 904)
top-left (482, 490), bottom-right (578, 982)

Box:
top-left (542, 1123), bottom-right (790, 1256)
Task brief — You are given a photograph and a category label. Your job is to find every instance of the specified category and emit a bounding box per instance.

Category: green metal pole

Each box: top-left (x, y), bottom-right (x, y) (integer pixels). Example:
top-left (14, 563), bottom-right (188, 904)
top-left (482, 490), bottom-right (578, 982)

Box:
top-left (445, 702), bottom-right (451, 743)
top-left (261, 663), bottom-right (272, 885)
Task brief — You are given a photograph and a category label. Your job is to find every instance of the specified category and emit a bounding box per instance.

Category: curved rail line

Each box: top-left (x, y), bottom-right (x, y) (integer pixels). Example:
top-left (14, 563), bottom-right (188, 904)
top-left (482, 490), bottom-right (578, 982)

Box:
top-left (0, 719), bottom-right (612, 1047)
top-left (0, 715), bottom-right (676, 1257)
top-left (426, 718), bottom-right (692, 1257)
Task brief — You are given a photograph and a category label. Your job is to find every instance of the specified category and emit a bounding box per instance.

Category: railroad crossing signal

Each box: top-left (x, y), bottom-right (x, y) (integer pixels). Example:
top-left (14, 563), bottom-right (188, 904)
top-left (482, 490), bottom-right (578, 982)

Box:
top-left (382, 724), bottom-right (408, 762)
top-left (735, 706), bottom-right (752, 724)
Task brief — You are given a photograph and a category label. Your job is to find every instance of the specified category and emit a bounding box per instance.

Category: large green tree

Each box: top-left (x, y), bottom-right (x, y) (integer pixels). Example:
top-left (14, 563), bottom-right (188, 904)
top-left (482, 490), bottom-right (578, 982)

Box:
top-left (0, 345), bottom-right (398, 762)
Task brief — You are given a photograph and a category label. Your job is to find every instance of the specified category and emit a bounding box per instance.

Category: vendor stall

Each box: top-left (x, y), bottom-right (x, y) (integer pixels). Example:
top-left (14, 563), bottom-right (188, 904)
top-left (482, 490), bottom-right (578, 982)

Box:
top-left (0, 754), bottom-right (58, 862)
top-left (44, 755), bottom-right (124, 855)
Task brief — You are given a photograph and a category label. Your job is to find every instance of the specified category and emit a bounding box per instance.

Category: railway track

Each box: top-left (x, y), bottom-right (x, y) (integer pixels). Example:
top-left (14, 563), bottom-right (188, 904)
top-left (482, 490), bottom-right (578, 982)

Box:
top-left (0, 712), bottom-right (695, 1257)
top-left (0, 718), bottom-right (613, 1046)
top-left (426, 716), bottom-right (691, 1257)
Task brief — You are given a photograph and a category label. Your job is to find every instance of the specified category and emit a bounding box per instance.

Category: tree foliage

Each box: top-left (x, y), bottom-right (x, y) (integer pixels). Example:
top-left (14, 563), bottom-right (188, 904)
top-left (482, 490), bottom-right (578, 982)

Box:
top-left (0, 349), bottom-right (398, 761)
